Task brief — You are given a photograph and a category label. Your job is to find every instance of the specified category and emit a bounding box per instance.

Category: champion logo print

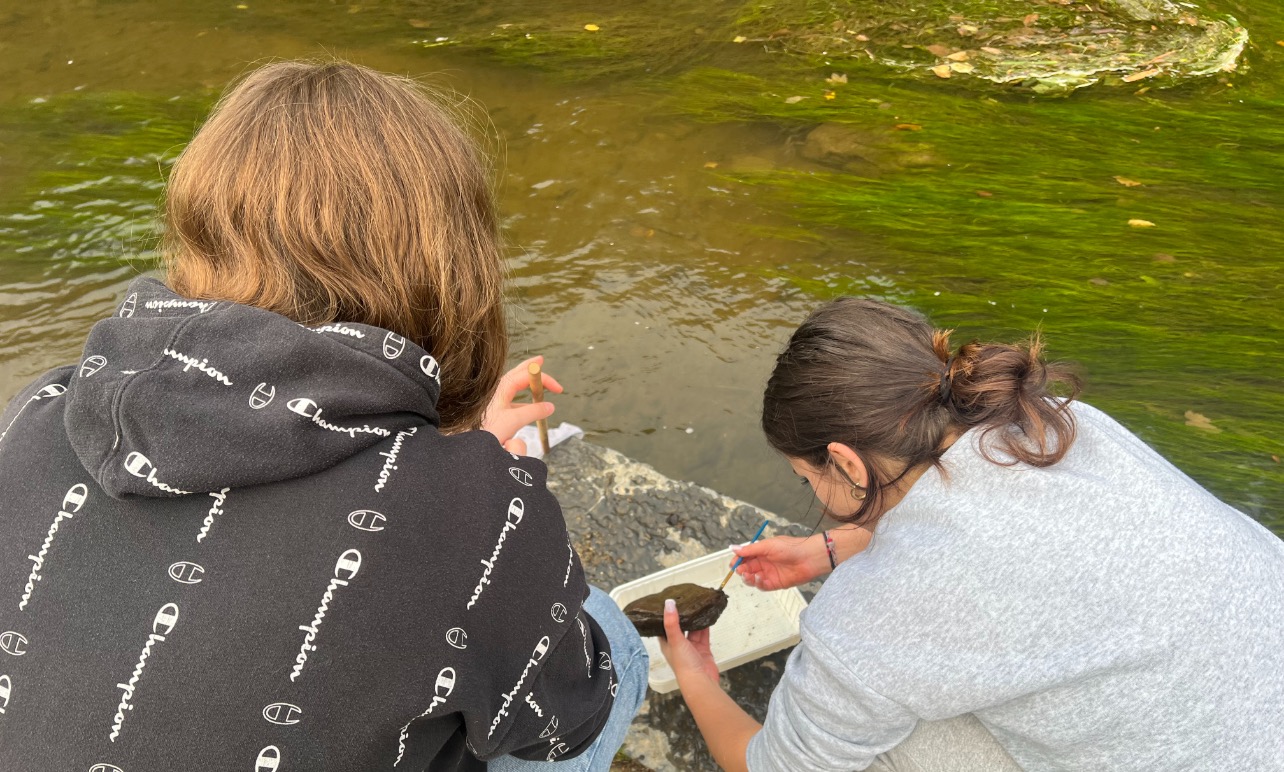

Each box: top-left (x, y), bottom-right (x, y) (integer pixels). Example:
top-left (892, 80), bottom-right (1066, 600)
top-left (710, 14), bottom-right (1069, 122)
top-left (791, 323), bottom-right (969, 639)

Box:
top-left (598, 651), bottom-right (612, 671)
top-left (445, 627), bottom-right (468, 650)
top-left (547, 742), bottom-right (570, 762)
top-left (287, 398), bottom-right (391, 439)
top-left (124, 452), bottom-right (191, 495)
top-left (563, 537), bottom-right (574, 588)
top-left (488, 636), bottom-right (550, 738)
top-left (197, 488), bottom-right (229, 543)
top-left (382, 332), bottom-right (406, 359)
top-left (539, 715), bottom-right (558, 738)
top-left (145, 298), bottom-right (216, 313)
top-left (0, 631), bottom-right (28, 656)
top-left (80, 355), bottom-right (107, 378)
top-left (550, 603), bottom-right (567, 623)
top-left (576, 617), bottom-right (592, 674)
top-left (347, 510), bottom-right (386, 532)
top-left (19, 483), bottom-right (89, 610)
top-left (0, 674), bottom-right (11, 714)
top-left (419, 355), bottom-right (440, 382)
top-left (393, 667), bottom-right (457, 766)
top-left (249, 383), bottom-right (276, 410)
top-left (0, 383), bottom-right (65, 444)
top-left (263, 702), bottom-right (303, 725)
top-left (110, 603), bottom-right (179, 742)
top-left (509, 467), bottom-right (533, 487)
top-left (119, 293), bottom-right (137, 318)
top-left (255, 745), bottom-right (281, 772)
top-left (467, 498), bottom-right (525, 610)
top-left (89, 765), bottom-right (124, 772)
top-left (167, 561), bottom-right (205, 584)
top-left (163, 348), bottom-right (233, 386)
top-left (524, 693), bottom-right (544, 717)
top-left (310, 323), bottom-right (365, 339)
top-left (374, 426), bottom-right (417, 492)
top-left (291, 549), bottom-right (361, 682)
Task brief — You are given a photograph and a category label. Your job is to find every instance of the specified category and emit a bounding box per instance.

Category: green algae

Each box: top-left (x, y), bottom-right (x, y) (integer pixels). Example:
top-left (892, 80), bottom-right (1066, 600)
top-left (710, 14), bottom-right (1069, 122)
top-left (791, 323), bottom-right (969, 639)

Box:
top-left (0, 92), bottom-right (208, 273)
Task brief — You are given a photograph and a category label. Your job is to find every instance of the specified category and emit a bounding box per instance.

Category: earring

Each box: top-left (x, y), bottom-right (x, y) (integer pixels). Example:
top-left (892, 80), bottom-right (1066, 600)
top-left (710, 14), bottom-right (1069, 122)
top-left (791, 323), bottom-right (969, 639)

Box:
top-left (851, 485), bottom-right (867, 501)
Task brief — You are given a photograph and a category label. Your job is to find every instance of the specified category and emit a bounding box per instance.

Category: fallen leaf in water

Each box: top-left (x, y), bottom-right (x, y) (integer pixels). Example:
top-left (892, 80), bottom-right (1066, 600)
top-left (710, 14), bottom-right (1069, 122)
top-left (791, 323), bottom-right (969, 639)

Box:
top-left (1089, 277), bottom-right (1110, 286)
top-left (407, 18), bottom-right (431, 28)
top-left (947, 51), bottom-right (971, 61)
top-left (1145, 50), bottom-right (1176, 65)
top-left (703, 161), bottom-right (718, 169)
top-left (1152, 253), bottom-right (1176, 262)
top-left (981, 46), bottom-right (1003, 55)
top-left (1128, 219), bottom-right (1156, 228)
top-left (784, 95), bottom-right (805, 103)
top-left (733, 35), bottom-right (747, 43)
top-left (1123, 68), bottom-right (1161, 83)
top-left (957, 24), bottom-right (979, 36)
top-left (824, 90), bottom-right (837, 100)
top-left (950, 62), bottom-right (975, 73)
top-left (826, 72), bottom-right (848, 84)
top-left (1277, 41), bottom-right (1284, 47)
top-left (1023, 13), bottom-right (1040, 26)
top-left (1184, 411), bottom-right (1222, 433)
top-left (1114, 176), bottom-right (1142, 187)
top-left (583, 23), bottom-right (600, 31)
top-left (1272, 454), bottom-right (1281, 463)
top-left (1135, 87), bottom-right (1151, 96)
top-left (855, 33), bottom-right (869, 41)
top-left (976, 190), bottom-right (994, 197)
top-left (895, 123), bottom-right (922, 131)
top-left (926, 44), bottom-right (953, 57)
top-left (931, 64), bottom-right (953, 78)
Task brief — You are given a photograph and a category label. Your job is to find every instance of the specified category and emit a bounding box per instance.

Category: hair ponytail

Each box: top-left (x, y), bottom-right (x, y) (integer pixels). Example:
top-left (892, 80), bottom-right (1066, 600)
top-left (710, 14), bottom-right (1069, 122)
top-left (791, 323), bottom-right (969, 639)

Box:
top-left (935, 332), bottom-right (1081, 468)
top-left (763, 298), bottom-right (1081, 527)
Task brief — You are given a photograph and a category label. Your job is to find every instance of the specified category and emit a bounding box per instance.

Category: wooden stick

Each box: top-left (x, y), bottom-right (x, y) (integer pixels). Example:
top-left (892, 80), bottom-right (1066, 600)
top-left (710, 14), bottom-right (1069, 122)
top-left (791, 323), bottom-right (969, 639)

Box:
top-left (528, 361), bottom-right (550, 457)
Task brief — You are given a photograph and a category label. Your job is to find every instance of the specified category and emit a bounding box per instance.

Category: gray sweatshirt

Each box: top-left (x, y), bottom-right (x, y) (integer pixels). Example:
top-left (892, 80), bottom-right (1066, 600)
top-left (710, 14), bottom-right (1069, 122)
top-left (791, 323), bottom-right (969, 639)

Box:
top-left (747, 403), bottom-right (1284, 771)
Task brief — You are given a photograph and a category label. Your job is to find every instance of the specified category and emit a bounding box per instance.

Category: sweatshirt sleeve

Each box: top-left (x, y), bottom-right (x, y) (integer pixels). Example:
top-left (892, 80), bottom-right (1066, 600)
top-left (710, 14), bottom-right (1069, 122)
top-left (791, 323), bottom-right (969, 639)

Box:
top-left (747, 632), bottom-right (917, 771)
top-left (487, 602), bottom-right (616, 762)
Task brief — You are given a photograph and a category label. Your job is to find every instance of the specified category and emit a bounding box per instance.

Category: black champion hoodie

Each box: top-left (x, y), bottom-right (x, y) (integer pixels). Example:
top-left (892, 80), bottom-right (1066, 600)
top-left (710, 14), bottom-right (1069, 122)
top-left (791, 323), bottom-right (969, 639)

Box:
top-left (0, 277), bottom-right (617, 771)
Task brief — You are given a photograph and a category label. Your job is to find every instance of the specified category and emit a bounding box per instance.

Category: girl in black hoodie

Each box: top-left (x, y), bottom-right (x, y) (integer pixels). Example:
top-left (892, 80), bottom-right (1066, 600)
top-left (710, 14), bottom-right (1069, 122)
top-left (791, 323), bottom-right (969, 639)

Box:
top-left (0, 60), bottom-right (647, 771)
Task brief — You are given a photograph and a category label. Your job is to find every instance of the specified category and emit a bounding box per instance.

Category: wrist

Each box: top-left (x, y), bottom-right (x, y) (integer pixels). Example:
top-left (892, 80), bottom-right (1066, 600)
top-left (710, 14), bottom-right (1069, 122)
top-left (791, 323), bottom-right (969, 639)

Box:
top-left (830, 527), bottom-right (872, 564)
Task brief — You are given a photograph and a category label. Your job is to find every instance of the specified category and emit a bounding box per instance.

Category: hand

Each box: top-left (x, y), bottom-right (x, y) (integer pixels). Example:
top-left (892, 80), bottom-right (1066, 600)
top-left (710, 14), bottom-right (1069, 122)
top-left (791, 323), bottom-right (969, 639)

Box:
top-left (481, 356), bottom-right (563, 455)
top-left (658, 599), bottom-right (721, 686)
top-left (730, 535), bottom-right (832, 591)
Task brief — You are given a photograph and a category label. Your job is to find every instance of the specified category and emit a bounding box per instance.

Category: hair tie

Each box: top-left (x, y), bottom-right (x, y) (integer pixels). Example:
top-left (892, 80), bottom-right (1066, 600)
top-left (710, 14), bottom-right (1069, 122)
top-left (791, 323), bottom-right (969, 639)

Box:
top-left (938, 355), bottom-right (957, 403)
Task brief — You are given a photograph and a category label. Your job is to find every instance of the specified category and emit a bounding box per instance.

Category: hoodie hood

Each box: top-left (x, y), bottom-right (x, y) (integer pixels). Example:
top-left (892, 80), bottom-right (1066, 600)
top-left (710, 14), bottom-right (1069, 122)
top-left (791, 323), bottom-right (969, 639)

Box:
top-left (65, 277), bottom-right (441, 498)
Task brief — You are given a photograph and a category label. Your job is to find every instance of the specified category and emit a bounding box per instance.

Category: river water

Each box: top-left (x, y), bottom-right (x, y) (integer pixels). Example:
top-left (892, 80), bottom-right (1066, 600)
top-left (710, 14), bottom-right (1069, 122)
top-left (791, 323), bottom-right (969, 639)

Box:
top-left (0, 0), bottom-right (1279, 531)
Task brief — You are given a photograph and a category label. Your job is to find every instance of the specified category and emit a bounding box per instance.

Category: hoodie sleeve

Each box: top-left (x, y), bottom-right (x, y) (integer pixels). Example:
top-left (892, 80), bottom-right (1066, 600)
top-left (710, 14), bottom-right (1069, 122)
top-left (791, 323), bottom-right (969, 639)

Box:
top-left (439, 434), bottom-right (618, 763)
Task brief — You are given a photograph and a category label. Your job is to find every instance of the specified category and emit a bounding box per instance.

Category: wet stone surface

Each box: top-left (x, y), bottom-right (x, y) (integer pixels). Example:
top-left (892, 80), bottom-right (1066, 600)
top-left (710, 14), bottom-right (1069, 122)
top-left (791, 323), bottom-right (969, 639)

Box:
top-left (545, 438), bottom-right (816, 772)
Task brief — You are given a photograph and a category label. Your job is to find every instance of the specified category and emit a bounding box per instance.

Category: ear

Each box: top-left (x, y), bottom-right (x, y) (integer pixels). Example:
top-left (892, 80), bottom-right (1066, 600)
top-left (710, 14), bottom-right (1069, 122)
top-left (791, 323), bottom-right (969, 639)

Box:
top-left (826, 442), bottom-right (868, 486)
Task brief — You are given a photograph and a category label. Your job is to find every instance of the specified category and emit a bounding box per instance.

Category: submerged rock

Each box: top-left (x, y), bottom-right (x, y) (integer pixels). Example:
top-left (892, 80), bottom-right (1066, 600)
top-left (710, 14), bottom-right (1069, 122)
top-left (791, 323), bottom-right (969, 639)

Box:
top-left (741, 0), bottom-right (1248, 94)
top-left (624, 583), bottom-right (730, 637)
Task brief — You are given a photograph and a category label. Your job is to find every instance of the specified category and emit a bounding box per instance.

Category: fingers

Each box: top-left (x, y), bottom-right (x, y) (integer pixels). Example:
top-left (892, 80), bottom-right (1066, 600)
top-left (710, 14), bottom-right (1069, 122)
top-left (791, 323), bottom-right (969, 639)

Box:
top-left (486, 402), bottom-right (556, 445)
top-left (662, 598), bottom-right (683, 642)
top-left (503, 437), bottom-right (527, 456)
top-left (500, 356), bottom-right (565, 400)
top-left (688, 628), bottom-right (711, 651)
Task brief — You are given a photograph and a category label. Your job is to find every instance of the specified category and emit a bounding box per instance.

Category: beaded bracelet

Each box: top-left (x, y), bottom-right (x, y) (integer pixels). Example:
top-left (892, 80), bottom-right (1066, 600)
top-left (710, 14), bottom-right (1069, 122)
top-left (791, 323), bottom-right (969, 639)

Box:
top-left (823, 530), bottom-right (838, 570)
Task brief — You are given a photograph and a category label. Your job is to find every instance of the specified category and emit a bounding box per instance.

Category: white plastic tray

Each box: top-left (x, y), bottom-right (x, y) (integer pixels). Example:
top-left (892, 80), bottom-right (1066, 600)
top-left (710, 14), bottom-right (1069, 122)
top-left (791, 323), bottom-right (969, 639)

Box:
top-left (609, 548), bottom-right (807, 694)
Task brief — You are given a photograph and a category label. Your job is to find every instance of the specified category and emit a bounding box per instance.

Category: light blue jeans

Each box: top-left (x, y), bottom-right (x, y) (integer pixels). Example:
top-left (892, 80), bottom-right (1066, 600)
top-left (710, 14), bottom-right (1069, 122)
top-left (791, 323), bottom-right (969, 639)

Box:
top-left (491, 586), bottom-right (650, 772)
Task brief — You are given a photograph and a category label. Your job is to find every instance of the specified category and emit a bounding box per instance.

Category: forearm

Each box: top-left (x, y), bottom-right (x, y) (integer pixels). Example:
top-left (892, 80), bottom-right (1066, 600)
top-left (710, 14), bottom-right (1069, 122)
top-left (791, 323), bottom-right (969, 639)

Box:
top-left (676, 673), bottom-right (761, 772)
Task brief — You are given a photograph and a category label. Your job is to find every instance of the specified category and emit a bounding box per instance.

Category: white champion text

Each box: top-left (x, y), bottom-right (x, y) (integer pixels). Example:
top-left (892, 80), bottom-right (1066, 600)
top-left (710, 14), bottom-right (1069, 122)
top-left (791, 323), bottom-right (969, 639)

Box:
top-left (310, 324), bottom-right (366, 339)
top-left (393, 667), bottom-right (456, 766)
top-left (145, 298), bottom-right (215, 313)
top-left (489, 636), bottom-right (551, 738)
top-left (110, 603), bottom-right (179, 742)
top-left (124, 452), bottom-right (191, 495)
top-left (375, 427), bottom-right (418, 492)
top-left (287, 398), bottom-right (390, 439)
top-left (291, 550), bottom-right (362, 682)
top-left (163, 349), bottom-right (233, 386)
top-left (20, 515), bottom-right (72, 610)
top-left (467, 498), bottom-right (525, 610)
top-left (198, 488), bottom-right (229, 542)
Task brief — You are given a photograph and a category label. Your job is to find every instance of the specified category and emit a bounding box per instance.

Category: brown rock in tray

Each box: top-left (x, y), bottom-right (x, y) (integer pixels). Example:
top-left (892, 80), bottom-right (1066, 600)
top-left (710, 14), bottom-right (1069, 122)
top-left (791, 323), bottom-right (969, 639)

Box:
top-left (623, 583), bottom-right (728, 637)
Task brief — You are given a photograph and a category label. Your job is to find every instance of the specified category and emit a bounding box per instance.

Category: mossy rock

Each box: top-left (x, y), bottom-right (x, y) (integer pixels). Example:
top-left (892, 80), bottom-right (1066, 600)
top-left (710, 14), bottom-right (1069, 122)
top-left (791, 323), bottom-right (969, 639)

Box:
top-left (735, 0), bottom-right (1248, 94)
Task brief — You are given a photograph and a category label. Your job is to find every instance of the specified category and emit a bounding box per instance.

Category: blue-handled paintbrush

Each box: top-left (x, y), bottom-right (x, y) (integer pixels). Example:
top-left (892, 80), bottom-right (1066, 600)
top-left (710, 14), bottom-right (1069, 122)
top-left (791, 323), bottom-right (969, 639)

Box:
top-left (718, 519), bottom-right (770, 591)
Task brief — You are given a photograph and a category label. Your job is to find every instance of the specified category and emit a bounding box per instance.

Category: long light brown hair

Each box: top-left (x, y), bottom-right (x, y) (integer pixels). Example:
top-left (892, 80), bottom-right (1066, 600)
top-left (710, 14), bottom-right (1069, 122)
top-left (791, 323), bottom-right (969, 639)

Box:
top-left (163, 60), bottom-right (506, 432)
top-left (763, 298), bottom-right (1082, 527)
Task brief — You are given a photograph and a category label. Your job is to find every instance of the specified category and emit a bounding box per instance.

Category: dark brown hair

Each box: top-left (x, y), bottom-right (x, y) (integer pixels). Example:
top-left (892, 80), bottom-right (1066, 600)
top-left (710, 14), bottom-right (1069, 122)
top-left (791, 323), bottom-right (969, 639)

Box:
top-left (762, 298), bottom-right (1081, 526)
top-left (162, 60), bottom-right (506, 432)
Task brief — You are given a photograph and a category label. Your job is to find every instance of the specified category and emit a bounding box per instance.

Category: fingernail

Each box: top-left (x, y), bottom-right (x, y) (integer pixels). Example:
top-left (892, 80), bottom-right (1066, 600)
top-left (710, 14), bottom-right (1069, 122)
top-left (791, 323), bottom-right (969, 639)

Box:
top-left (664, 599), bottom-right (675, 613)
